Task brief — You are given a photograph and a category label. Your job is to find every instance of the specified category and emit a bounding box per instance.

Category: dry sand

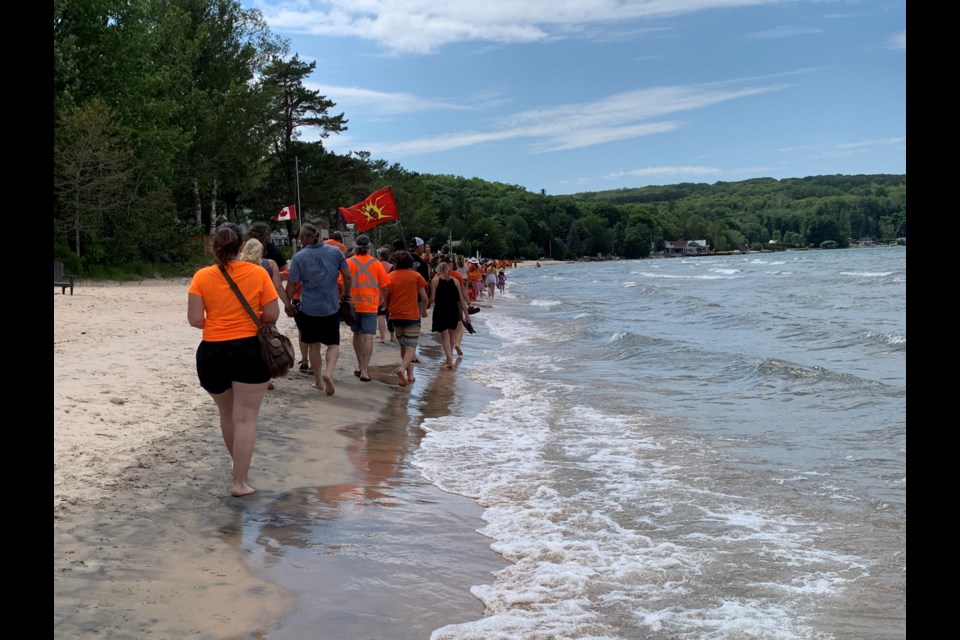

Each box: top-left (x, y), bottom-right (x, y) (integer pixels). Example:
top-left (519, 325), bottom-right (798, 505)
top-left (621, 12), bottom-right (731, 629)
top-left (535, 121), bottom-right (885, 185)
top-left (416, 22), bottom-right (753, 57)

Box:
top-left (53, 278), bottom-right (450, 638)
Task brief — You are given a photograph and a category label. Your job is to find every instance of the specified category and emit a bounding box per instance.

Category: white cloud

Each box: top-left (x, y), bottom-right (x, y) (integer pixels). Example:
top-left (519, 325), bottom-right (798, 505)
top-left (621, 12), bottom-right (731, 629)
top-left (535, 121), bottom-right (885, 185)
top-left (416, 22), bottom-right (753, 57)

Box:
top-left (747, 25), bottom-right (824, 39)
top-left (777, 136), bottom-right (906, 159)
top-left (253, 0), bottom-right (784, 54)
top-left (329, 78), bottom-right (786, 156)
top-left (307, 83), bottom-right (474, 115)
top-left (359, 129), bottom-right (519, 156)
top-left (886, 31), bottom-right (906, 50)
top-left (833, 136), bottom-right (906, 151)
top-left (605, 166), bottom-right (721, 179)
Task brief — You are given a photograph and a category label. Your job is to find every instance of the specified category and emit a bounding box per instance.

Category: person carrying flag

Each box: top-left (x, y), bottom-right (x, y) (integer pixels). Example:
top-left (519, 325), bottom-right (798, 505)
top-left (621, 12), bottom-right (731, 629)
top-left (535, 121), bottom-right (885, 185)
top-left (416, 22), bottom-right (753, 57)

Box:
top-left (325, 231), bottom-right (348, 253)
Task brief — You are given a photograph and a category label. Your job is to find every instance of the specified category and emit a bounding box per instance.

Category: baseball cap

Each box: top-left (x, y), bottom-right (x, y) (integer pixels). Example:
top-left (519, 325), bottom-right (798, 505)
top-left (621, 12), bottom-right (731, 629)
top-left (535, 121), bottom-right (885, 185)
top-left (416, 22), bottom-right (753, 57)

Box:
top-left (355, 234), bottom-right (371, 247)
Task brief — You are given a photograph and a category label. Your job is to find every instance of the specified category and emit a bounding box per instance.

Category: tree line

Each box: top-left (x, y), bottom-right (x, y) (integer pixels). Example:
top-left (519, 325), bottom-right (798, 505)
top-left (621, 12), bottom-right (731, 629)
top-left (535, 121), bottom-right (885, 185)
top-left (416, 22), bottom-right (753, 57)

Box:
top-left (54, 0), bottom-right (906, 274)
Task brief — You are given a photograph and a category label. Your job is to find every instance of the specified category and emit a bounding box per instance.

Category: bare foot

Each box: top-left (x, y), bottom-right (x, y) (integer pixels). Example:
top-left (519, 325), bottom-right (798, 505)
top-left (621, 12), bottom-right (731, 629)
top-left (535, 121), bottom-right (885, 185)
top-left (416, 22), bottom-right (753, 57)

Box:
top-left (455, 345), bottom-right (463, 356)
top-left (322, 374), bottom-right (335, 396)
top-left (443, 360), bottom-right (454, 369)
top-left (232, 483), bottom-right (256, 497)
top-left (395, 368), bottom-right (408, 387)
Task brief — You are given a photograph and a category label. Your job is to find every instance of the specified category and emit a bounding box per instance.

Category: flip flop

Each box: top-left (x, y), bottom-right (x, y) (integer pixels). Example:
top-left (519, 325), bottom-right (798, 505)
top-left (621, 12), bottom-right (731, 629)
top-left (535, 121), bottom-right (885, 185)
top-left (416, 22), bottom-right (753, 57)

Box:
top-left (359, 375), bottom-right (372, 382)
top-left (354, 370), bottom-right (361, 377)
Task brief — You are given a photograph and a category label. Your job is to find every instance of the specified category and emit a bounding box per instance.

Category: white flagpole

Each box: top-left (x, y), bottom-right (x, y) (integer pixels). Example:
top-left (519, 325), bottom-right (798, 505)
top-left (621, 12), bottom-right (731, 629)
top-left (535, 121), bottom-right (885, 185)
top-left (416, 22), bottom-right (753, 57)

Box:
top-left (293, 155), bottom-right (302, 253)
top-left (295, 155), bottom-right (301, 233)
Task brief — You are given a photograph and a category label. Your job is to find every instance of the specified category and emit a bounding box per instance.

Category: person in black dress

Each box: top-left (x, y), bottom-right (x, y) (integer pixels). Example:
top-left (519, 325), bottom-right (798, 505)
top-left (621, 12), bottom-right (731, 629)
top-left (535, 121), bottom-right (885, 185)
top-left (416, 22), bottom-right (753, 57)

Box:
top-left (429, 261), bottom-right (470, 369)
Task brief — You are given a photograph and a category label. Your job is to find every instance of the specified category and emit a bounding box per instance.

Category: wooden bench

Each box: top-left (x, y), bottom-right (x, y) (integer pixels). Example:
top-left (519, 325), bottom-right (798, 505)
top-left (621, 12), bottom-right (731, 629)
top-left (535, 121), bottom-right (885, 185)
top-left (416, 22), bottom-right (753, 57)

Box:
top-left (54, 261), bottom-right (76, 295)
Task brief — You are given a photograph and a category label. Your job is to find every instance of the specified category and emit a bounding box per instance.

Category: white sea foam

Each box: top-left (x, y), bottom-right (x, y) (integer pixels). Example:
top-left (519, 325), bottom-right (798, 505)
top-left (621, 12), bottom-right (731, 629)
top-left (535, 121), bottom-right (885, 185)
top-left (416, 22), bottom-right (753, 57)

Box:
top-left (840, 271), bottom-right (894, 277)
top-left (866, 330), bottom-right (906, 345)
top-left (529, 298), bottom-right (562, 307)
top-left (632, 271), bottom-right (732, 280)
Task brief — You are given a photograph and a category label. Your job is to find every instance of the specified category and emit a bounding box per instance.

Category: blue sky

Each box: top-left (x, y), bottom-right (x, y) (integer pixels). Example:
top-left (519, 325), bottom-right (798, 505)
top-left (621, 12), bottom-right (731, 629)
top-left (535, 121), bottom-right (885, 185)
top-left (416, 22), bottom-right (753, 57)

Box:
top-left (244, 0), bottom-right (906, 196)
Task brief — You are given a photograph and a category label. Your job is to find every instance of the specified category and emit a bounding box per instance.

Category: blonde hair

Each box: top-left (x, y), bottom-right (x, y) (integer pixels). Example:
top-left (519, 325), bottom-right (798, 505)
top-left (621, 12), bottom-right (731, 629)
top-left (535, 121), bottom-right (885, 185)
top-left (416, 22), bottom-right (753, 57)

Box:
top-left (436, 261), bottom-right (451, 279)
top-left (240, 238), bottom-right (264, 264)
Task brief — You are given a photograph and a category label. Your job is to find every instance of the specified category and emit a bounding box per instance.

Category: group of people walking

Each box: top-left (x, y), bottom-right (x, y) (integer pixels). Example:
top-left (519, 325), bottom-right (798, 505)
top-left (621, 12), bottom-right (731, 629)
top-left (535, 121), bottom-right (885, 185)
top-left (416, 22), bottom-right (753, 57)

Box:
top-left (464, 257), bottom-right (509, 301)
top-left (186, 223), bottom-right (481, 497)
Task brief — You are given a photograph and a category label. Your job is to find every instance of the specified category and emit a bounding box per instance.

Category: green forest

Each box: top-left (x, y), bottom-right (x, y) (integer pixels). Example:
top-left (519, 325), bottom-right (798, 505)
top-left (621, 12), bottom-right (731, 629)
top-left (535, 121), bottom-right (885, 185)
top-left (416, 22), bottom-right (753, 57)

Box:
top-left (54, 0), bottom-right (906, 277)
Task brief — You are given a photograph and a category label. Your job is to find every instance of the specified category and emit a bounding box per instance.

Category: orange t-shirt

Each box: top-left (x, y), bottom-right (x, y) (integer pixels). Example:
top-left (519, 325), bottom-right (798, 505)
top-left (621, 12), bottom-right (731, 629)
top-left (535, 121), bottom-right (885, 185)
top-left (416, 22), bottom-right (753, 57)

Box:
top-left (347, 254), bottom-right (390, 313)
top-left (324, 239), bottom-right (347, 253)
top-left (188, 261), bottom-right (279, 342)
top-left (387, 269), bottom-right (427, 321)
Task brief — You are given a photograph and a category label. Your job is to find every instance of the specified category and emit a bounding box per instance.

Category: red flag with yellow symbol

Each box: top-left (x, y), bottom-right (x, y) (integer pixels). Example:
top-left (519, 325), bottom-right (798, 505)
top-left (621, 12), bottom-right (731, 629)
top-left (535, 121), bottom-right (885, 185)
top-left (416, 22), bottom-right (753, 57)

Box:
top-left (338, 187), bottom-right (399, 232)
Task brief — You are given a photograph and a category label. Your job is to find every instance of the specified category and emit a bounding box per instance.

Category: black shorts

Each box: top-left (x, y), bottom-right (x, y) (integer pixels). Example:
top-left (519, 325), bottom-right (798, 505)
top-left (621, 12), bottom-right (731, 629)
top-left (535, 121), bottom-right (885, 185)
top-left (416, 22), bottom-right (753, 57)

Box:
top-left (196, 336), bottom-right (270, 394)
top-left (294, 310), bottom-right (341, 345)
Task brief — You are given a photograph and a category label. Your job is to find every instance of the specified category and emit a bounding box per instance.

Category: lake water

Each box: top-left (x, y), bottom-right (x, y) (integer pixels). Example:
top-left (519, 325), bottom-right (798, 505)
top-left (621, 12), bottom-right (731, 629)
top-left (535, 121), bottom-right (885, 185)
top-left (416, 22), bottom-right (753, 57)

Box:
top-left (414, 246), bottom-right (906, 639)
top-left (245, 246), bottom-right (905, 640)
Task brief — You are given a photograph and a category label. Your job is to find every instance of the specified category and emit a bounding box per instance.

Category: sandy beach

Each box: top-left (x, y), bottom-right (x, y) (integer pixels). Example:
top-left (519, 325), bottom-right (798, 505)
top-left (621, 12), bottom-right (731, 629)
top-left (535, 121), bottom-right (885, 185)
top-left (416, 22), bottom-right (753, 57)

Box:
top-left (53, 278), bottom-right (503, 639)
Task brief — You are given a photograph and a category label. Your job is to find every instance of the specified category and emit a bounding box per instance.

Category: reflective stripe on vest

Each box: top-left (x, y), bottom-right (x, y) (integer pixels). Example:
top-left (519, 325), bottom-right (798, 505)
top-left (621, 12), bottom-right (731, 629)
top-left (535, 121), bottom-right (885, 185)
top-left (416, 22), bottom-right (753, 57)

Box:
top-left (348, 256), bottom-right (382, 311)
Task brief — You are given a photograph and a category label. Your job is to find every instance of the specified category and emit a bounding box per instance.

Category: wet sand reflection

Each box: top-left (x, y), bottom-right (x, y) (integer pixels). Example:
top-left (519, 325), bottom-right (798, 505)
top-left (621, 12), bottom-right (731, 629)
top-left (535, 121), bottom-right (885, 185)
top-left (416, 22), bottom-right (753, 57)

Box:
top-left (231, 344), bottom-right (505, 639)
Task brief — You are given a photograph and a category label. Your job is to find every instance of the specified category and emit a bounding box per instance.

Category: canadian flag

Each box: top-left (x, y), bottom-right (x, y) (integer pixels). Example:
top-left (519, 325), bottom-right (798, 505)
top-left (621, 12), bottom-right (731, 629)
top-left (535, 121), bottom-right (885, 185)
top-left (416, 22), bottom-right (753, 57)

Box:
top-left (274, 204), bottom-right (297, 222)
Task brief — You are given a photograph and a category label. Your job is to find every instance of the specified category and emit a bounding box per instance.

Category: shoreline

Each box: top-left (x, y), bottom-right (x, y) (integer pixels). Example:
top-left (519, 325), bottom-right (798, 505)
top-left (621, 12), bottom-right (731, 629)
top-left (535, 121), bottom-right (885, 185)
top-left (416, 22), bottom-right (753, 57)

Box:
top-left (54, 279), bottom-right (502, 638)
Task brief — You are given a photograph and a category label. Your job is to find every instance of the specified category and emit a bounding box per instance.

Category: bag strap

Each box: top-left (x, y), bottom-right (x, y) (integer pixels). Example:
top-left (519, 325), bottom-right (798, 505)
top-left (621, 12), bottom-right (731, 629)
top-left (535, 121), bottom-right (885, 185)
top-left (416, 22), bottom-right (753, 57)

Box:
top-left (218, 263), bottom-right (263, 330)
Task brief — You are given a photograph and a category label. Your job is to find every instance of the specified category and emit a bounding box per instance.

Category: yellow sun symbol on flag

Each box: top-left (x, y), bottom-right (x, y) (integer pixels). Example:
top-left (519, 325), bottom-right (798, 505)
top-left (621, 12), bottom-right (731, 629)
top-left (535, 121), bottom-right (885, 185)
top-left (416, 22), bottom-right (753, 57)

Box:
top-left (361, 197), bottom-right (395, 221)
top-left (361, 202), bottom-right (384, 220)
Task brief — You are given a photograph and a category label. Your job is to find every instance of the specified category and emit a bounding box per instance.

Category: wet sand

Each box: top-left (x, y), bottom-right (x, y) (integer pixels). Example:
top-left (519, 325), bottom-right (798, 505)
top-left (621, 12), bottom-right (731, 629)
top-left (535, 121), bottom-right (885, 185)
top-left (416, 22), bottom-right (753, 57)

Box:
top-left (54, 279), bottom-right (504, 639)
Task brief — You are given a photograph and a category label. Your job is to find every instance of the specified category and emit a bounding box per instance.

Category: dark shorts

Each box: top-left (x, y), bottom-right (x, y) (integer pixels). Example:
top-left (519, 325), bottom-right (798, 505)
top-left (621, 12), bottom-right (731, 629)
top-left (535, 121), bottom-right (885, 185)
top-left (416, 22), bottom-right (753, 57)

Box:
top-left (380, 308), bottom-right (394, 331)
top-left (294, 310), bottom-right (341, 345)
top-left (351, 312), bottom-right (378, 335)
top-left (196, 336), bottom-right (270, 394)
top-left (392, 319), bottom-right (421, 347)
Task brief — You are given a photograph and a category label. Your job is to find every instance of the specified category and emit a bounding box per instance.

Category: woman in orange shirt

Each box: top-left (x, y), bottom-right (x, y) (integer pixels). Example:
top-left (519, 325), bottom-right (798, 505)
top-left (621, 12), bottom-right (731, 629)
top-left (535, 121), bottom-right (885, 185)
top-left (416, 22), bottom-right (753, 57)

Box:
top-left (188, 227), bottom-right (280, 497)
top-left (467, 258), bottom-right (482, 300)
top-left (386, 250), bottom-right (429, 387)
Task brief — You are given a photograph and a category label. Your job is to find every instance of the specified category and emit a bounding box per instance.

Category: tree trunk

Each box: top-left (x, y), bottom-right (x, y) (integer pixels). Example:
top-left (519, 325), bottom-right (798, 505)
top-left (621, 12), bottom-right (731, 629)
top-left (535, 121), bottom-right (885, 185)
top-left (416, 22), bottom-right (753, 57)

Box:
top-left (193, 177), bottom-right (202, 229)
top-left (208, 176), bottom-right (218, 234)
top-left (74, 205), bottom-right (81, 258)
